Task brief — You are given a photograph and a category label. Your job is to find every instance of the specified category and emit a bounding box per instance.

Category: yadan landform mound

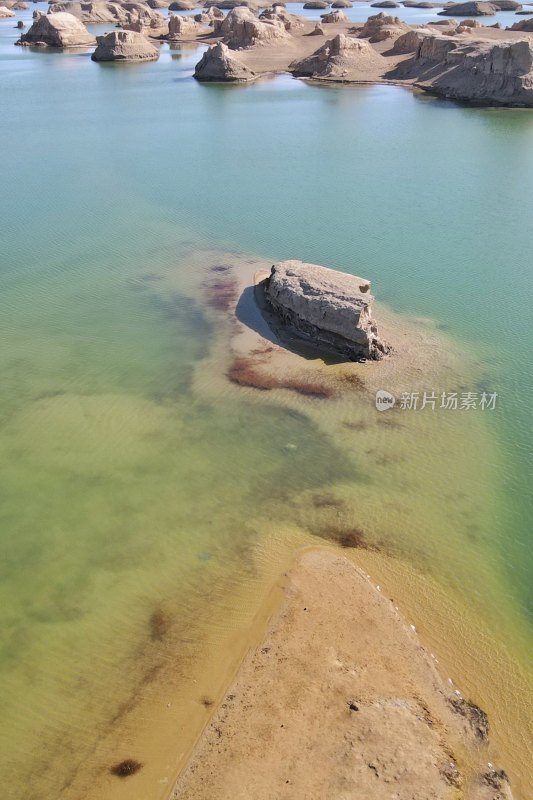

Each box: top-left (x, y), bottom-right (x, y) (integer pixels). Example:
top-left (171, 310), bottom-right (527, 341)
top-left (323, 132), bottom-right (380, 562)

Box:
top-left (16, 10), bottom-right (96, 46)
top-left (194, 40), bottom-right (257, 81)
top-left (395, 32), bottom-right (533, 105)
top-left (263, 260), bottom-right (389, 360)
top-left (91, 29), bottom-right (160, 60)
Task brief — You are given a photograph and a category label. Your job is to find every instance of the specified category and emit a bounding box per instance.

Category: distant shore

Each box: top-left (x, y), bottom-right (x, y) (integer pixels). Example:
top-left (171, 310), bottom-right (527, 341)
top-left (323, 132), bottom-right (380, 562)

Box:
top-left (170, 548), bottom-right (513, 799)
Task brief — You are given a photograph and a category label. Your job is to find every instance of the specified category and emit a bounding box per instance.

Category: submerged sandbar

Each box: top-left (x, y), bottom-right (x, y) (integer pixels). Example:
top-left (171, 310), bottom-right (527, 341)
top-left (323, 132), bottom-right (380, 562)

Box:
top-left (170, 549), bottom-right (513, 799)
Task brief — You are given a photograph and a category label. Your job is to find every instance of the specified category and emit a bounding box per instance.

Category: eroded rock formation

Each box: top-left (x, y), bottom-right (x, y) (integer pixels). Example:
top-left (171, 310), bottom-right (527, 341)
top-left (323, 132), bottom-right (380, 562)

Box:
top-left (123, 14), bottom-right (167, 34)
top-left (263, 260), bottom-right (389, 361)
top-left (291, 32), bottom-right (386, 78)
top-left (508, 16), bottom-right (533, 30)
top-left (17, 10), bottom-right (95, 46)
top-left (391, 27), bottom-right (429, 53)
top-left (168, 13), bottom-right (201, 37)
top-left (194, 5), bottom-right (224, 22)
top-left (48, 1), bottom-right (164, 25)
top-left (438, 1), bottom-right (497, 14)
top-left (205, 0), bottom-right (270, 8)
top-left (48, 2), bottom-right (118, 23)
top-left (357, 11), bottom-right (409, 41)
top-left (492, 0), bottom-right (522, 9)
top-left (216, 5), bottom-right (289, 47)
top-left (91, 28), bottom-right (160, 59)
top-left (396, 32), bottom-right (533, 105)
top-left (259, 5), bottom-right (303, 30)
top-left (321, 8), bottom-right (348, 22)
top-left (194, 40), bottom-right (258, 79)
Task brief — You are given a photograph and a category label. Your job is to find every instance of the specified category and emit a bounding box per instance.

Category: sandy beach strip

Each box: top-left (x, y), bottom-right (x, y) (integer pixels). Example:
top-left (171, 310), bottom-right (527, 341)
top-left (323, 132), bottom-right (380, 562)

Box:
top-left (169, 548), bottom-right (512, 800)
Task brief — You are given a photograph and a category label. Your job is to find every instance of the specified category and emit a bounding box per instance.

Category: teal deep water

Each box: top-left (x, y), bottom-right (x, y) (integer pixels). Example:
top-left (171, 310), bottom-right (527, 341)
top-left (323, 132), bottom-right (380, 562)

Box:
top-left (1, 8), bottom-right (533, 798)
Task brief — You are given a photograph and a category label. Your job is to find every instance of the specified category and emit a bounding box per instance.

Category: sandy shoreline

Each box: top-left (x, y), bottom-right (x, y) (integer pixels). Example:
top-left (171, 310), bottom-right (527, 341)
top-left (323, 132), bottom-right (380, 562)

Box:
top-left (163, 9), bottom-right (533, 106)
top-left (170, 548), bottom-right (513, 799)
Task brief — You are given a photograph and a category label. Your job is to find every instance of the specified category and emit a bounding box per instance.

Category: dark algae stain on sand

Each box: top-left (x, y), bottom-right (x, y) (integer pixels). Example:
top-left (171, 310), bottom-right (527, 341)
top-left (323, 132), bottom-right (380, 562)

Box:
top-left (110, 759), bottom-right (143, 778)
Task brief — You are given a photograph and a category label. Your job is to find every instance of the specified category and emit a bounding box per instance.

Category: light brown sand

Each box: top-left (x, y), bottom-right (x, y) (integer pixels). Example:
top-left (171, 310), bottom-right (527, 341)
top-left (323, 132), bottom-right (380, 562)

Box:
top-left (175, 18), bottom-right (408, 79)
top-left (170, 16), bottom-right (531, 86)
top-left (170, 549), bottom-right (513, 800)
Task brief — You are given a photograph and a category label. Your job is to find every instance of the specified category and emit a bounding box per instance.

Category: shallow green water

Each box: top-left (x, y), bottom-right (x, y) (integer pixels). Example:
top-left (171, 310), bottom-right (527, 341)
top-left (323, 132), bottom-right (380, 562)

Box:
top-left (1, 10), bottom-right (533, 798)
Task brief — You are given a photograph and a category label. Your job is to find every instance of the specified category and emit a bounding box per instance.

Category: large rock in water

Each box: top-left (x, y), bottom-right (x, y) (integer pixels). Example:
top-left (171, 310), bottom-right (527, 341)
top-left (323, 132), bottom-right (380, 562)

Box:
top-left (508, 16), bottom-right (533, 30)
top-left (48, 2), bottom-right (117, 22)
top-left (216, 5), bottom-right (289, 47)
top-left (17, 11), bottom-right (95, 45)
top-left (92, 29), bottom-right (160, 59)
top-left (396, 33), bottom-right (533, 105)
top-left (290, 33), bottom-right (386, 80)
top-left (264, 261), bottom-right (388, 361)
top-left (492, 0), bottom-right (522, 8)
top-left (205, 0), bottom-right (271, 8)
top-left (438, 1), bottom-right (497, 13)
top-left (321, 8), bottom-right (348, 21)
top-left (0, 5), bottom-right (16, 16)
top-left (167, 13), bottom-right (201, 37)
top-left (45, 1), bottom-right (163, 24)
top-left (194, 40), bottom-right (257, 79)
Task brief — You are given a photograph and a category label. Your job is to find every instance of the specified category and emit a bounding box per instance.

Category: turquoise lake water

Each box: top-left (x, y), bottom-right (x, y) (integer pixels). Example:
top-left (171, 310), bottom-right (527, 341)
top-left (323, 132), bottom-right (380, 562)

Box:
top-left (1, 7), bottom-right (533, 799)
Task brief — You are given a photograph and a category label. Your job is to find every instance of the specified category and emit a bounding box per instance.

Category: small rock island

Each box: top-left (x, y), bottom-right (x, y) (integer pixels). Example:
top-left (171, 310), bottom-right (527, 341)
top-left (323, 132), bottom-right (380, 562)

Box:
top-left (264, 260), bottom-right (389, 361)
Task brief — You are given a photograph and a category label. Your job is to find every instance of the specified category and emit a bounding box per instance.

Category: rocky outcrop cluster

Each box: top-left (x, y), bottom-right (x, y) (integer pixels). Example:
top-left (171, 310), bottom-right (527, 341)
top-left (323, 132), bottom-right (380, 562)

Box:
top-left (168, 0), bottom-right (197, 7)
top-left (123, 14), bottom-right (167, 34)
top-left (396, 32), bottom-right (533, 105)
top-left (194, 40), bottom-right (257, 79)
top-left (508, 16), bottom-right (533, 30)
top-left (493, 0), bottom-right (522, 8)
top-left (167, 13), bottom-right (201, 37)
top-left (48, 1), bottom-right (164, 25)
top-left (91, 28), bottom-right (160, 59)
top-left (391, 27), bottom-right (428, 53)
top-left (194, 5), bottom-right (224, 21)
top-left (259, 5), bottom-right (303, 30)
top-left (16, 10), bottom-right (95, 46)
top-left (264, 260), bottom-right (388, 361)
top-left (48, 2), bottom-right (115, 22)
top-left (205, 0), bottom-right (270, 8)
top-left (291, 32), bottom-right (386, 79)
top-left (357, 12), bottom-right (409, 42)
top-left (321, 9), bottom-right (349, 22)
top-left (215, 5), bottom-right (289, 47)
top-left (438, 1), bottom-right (497, 14)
